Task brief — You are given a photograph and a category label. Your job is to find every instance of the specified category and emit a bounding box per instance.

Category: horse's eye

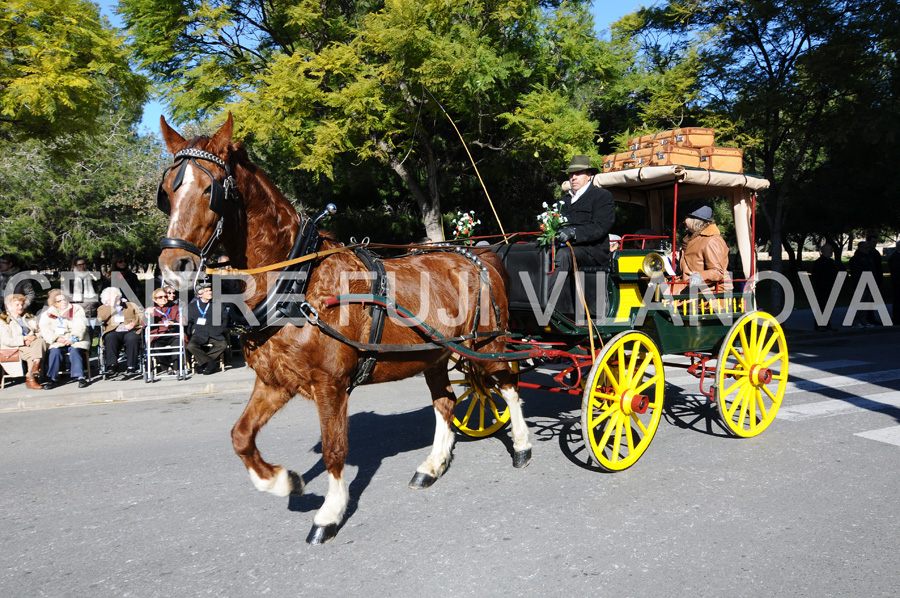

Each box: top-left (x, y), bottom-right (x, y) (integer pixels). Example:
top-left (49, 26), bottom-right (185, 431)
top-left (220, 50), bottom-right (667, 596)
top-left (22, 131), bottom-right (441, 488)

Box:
top-left (203, 185), bottom-right (212, 196)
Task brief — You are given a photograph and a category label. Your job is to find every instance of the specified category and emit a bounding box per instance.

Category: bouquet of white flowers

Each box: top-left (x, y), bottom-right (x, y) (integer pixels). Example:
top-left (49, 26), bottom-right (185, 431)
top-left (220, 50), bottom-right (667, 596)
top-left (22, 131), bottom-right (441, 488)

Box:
top-left (536, 201), bottom-right (567, 246)
top-left (451, 210), bottom-right (480, 242)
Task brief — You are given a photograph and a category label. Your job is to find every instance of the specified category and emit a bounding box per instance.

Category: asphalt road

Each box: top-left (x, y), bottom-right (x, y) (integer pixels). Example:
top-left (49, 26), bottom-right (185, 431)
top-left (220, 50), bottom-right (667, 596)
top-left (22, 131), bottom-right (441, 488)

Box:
top-left (2, 331), bottom-right (899, 597)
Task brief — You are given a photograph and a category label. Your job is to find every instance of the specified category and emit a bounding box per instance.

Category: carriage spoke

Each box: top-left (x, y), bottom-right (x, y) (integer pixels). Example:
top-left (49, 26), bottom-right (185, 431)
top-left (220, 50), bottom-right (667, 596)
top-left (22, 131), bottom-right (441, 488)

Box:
top-left (721, 375), bottom-right (749, 399)
top-left (632, 351), bottom-right (654, 384)
top-left (762, 383), bottom-right (779, 403)
top-left (728, 345), bottom-right (749, 370)
top-left (627, 341), bottom-right (640, 380)
top-left (755, 388), bottom-right (770, 419)
top-left (625, 417), bottom-right (636, 454)
top-left (722, 368), bottom-right (749, 377)
top-left (460, 394), bottom-right (479, 428)
top-left (761, 352), bottom-right (784, 369)
top-left (635, 373), bottom-right (661, 395)
top-left (590, 402), bottom-right (617, 430)
top-left (755, 321), bottom-right (771, 361)
top-left (610, 416), bottom-right (624, 462)
top-left (602, 363), bottom-right (621, 394)
top-left (758, 327), bottom-right (779, 362)
top-left (631, 411), bottom-right (649, 436)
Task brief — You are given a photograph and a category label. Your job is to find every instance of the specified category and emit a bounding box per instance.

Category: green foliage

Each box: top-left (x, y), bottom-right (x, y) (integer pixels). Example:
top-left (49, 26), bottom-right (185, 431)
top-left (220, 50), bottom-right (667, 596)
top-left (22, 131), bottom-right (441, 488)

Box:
top-left (0, 0), bottom-right (147, 141)
top-left (0, 111), bottom-right (169, 268)
top-left (121, 0), bottom-right (616, 240)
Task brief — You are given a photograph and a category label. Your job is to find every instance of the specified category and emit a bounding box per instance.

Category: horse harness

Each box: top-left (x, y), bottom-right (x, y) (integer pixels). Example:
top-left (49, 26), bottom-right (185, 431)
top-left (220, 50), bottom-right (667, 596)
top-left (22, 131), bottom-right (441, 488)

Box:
top-left (157, 147), bottom-right (237, 263)
top-left (156, 148), bottom-right (504, 393)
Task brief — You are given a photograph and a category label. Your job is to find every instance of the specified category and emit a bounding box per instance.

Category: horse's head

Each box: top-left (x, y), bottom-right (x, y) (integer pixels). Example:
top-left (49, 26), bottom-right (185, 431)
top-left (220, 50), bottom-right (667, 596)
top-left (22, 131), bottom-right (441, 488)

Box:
top-left (157, 114), bottom-right (237, 290)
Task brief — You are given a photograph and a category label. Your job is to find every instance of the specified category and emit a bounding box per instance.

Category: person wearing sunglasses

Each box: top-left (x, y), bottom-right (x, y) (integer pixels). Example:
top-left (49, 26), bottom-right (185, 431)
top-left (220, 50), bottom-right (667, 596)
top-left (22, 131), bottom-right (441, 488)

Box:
top-left (147, 288), bottom-right (183, 374)
top-left (38, 290), bottom-right (90, 389)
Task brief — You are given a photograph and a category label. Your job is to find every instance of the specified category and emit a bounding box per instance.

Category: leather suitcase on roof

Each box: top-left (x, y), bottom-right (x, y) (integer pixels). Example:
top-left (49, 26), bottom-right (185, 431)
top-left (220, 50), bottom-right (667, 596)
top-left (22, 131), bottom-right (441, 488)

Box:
top-left (639, 130), bottom-right (675, 148)
top-left (673, 127), bottom-right (716, 147)
top-left (650, 145), bottom-right (701, 168)
top-left (699, 146), bottom-right (743, 172)
top-left (603, 152), bottom-right (636, 172)
top-left (630, 147), bottom-right (655, 167)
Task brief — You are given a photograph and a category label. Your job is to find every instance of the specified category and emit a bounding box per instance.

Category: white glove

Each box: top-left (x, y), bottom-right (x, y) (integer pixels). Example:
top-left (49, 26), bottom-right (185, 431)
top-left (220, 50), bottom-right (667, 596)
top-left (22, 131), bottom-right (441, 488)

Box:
top-left (689, 273), bottom-right (704, 287)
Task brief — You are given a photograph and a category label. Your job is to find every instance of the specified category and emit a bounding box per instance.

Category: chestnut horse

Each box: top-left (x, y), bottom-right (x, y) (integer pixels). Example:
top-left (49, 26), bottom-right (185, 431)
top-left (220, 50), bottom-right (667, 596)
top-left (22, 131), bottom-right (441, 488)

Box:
top-left (156, 115), bottom-right (531, 544)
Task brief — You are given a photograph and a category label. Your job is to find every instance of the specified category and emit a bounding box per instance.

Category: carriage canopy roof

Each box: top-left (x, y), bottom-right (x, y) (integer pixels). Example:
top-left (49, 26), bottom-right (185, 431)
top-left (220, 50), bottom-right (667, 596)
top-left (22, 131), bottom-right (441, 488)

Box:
top-left (592, 165), bottom-right (769, 204)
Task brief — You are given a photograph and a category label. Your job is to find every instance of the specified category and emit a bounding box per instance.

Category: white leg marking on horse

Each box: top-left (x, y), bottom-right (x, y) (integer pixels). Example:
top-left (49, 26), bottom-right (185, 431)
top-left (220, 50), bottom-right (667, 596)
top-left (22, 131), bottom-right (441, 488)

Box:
top-left (248, 466), bottom-right (292, 497)
top-left (313, 472), bottom-right (349, 527)
top-left (416, 407), bottom-right (455, 478)
top-left (501, 386), bottom-right (532, 453)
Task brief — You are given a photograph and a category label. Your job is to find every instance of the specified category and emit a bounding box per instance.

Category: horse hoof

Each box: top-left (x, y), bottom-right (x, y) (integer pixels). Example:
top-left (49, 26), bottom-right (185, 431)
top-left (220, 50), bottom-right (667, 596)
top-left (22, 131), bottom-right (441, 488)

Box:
top-left (513, 448), bottom-right (532, 469)
top-left (408, 471), bottom-right (437, 489)
top-left (306, 523), bottom-right (339, 545)
top-left (288, 470), bottom-right (305, 497)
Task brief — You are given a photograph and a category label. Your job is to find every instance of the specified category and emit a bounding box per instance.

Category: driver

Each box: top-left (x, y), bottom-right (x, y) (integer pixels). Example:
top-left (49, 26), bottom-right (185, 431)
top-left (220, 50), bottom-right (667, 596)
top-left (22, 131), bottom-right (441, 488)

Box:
top-left (554, 155), bottom-right (616, 272)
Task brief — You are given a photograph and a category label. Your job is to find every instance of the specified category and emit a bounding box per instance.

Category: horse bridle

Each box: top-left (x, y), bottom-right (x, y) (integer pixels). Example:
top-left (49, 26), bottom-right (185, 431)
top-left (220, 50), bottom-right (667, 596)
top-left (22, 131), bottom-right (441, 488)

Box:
top-left (157, 147), bottom-right (236, 261)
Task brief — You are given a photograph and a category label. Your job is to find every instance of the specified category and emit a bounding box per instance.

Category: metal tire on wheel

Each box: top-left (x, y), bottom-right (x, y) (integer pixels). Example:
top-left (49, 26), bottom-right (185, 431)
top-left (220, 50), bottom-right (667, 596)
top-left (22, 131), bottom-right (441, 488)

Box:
top-left (448, 357), bottom-right (515, 437)
top-left (581, 331), bottom-right (665, 472)
top-left (715, 311), bottom-right (788, 437)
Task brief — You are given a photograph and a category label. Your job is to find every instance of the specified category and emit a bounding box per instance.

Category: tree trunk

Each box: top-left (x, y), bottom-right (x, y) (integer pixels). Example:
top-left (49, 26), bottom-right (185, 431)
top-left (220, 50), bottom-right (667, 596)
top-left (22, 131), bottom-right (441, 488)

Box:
top-left (378, 139), bottom-right (444, 241)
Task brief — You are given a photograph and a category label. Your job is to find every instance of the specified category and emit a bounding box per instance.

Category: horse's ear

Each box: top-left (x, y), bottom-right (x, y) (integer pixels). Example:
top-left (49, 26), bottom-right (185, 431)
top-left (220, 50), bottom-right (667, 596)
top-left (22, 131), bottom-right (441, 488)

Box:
top-left (209, 112), bottom-right (234, 153)
top-left (160, 116), bottom-right (185, 154)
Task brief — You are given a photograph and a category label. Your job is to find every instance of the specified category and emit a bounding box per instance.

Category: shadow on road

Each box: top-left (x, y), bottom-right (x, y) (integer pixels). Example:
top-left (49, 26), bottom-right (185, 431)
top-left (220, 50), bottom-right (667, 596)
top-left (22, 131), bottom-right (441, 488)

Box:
top-left (288, 405), bottom-right (439, 520)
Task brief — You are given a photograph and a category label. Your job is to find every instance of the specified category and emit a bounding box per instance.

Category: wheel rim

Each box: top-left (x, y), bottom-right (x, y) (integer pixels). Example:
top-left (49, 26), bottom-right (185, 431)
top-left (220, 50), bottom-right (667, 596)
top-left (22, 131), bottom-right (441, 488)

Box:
top-left (449, 357), bottom-right (513, 437)
top-left (715, 311), bottom-right (789, 437)
top-left (581, 332), bottom-right (665, 471)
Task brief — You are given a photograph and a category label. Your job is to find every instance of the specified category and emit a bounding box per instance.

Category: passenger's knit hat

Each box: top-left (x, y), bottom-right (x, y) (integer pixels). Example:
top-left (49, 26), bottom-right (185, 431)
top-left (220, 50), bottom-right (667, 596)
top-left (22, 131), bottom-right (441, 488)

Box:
top-left (687, 205), bottom-right (713, 222)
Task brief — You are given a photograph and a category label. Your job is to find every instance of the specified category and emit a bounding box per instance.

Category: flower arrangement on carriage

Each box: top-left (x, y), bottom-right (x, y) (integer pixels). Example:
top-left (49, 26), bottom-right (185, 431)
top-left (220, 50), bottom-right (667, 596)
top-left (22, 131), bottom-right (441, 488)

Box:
top-left (451, 210), bottom-right (480, 243)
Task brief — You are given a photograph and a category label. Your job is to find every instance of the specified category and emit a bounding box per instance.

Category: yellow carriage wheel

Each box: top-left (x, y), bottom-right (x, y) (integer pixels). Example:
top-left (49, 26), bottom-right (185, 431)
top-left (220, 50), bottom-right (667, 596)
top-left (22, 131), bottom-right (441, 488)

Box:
top-left (715, 311), bottom-right (789, 437)
top-left (581, 331), bottom-right (665, 472)
top-left (449, 357), bottom-right (515, 437)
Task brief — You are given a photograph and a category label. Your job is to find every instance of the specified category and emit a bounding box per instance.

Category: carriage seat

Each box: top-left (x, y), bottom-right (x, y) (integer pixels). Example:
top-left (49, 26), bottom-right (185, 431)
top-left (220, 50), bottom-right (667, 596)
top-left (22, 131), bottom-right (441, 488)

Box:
top-left (493, 242), bottom-right (612, 320)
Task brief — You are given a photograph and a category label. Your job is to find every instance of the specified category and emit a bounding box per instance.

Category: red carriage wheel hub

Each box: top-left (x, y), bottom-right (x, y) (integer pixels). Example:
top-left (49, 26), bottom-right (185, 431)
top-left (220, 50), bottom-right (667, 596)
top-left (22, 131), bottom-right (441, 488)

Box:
top-left (749, 364), bottom-right (773, 386)
top-left (620, 390), bottom-right (649, 415)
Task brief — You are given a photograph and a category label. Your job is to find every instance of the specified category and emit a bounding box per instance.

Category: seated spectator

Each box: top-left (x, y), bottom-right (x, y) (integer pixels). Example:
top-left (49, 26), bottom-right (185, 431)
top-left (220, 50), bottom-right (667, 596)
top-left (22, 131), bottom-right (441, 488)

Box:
top-left (97, 287), bottom-right (143, 376)
top-left (0, 253), bottom-right (36, 313)
top-left (147, 287), bottom-right (183, 373)
top-left (68, 256), bottom-right (101, 320)
top-left (0, 293), bottom-right (47, 389)
top-left (106, 256), bottom-right (142, 304)
top-left (39, 289), bottom-right (90, 389)
top-left (186, 282), bottom-right (231, 375)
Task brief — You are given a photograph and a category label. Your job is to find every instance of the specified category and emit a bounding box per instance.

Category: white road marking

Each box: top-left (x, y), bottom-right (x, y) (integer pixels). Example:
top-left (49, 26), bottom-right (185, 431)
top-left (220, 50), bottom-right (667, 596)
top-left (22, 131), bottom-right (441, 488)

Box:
top-left (855, 425), bottom-right (900, 447)
top-left (785, 369), bottom-right (900, 394)
top-left (777, 391), bottom-right (900, 421)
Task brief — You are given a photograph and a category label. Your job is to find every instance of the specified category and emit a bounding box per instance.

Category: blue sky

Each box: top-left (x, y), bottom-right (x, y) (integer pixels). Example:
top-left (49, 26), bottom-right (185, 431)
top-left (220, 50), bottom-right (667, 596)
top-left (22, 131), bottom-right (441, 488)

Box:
top-left (96, 1), bottom-right (648, 134)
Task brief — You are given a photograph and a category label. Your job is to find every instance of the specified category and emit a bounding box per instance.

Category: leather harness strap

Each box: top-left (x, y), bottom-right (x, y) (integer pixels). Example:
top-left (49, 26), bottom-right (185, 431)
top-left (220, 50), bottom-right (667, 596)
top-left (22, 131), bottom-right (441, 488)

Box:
top-left (347, 247), bottom-right (389, 393)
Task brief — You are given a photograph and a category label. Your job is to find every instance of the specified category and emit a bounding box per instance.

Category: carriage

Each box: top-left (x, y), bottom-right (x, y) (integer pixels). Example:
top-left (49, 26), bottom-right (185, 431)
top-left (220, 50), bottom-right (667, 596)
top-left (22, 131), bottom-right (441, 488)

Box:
top-left (156, 115), bottom-right (787, 543)
top-left (447, 164), bottom-right (788, 472)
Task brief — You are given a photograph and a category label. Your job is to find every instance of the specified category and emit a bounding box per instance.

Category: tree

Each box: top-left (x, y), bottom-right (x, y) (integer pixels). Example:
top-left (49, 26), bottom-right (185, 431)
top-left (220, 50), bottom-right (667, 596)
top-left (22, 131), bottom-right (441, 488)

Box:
top-left (0, 0), bottom-right (147, 141)
top-left (0, 110), bottom-right (169, 268)
top-left (619, 0), bottom-right (900, 308)
top-left (121, 0), bottom-right (614, 240)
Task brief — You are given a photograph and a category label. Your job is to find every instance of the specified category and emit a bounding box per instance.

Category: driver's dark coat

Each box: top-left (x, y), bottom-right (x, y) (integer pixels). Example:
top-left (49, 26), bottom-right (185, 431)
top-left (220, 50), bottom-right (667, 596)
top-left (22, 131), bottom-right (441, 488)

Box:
top-left (560, 184), bottom-right (616, 267)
